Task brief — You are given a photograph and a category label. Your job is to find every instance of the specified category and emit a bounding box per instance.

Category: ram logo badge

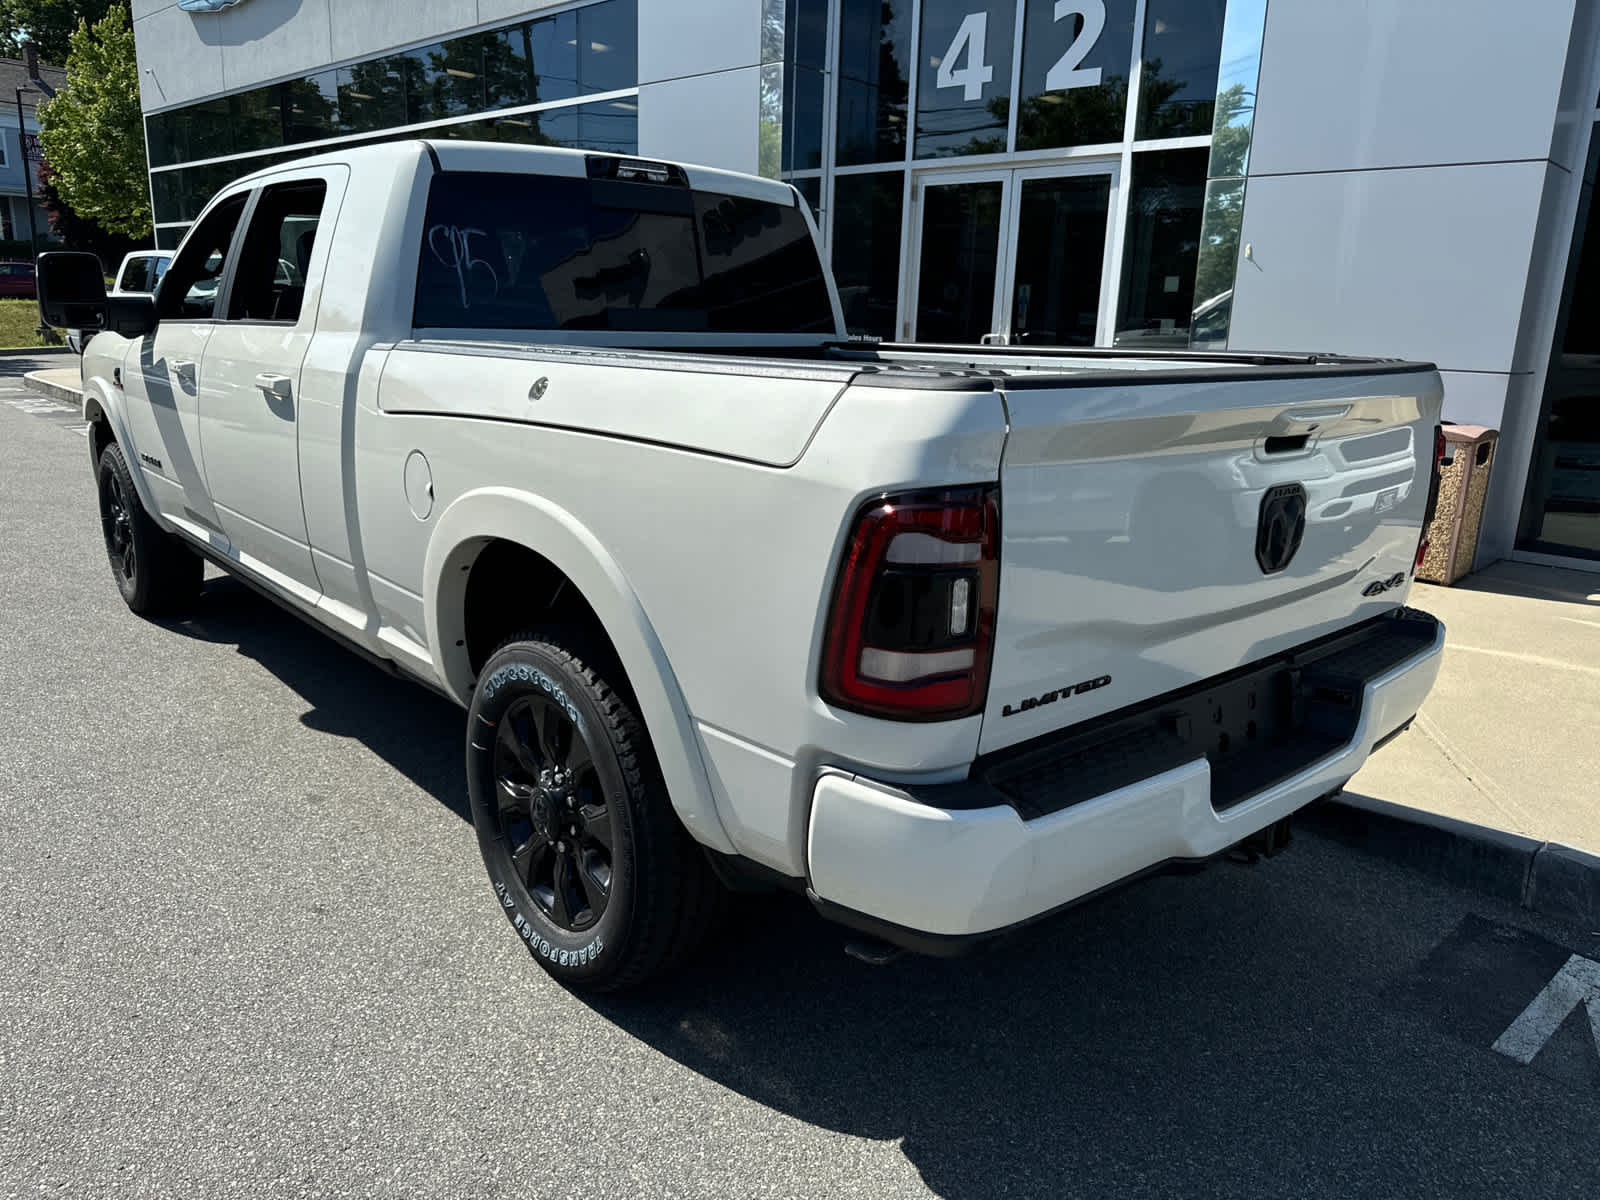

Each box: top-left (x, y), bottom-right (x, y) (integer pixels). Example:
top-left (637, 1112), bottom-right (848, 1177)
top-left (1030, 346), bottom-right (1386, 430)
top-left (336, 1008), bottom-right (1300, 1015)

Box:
top-left (1362, 572), bottom-right (1407, 597)
top-left (140, 452), bottom-right (163, 470)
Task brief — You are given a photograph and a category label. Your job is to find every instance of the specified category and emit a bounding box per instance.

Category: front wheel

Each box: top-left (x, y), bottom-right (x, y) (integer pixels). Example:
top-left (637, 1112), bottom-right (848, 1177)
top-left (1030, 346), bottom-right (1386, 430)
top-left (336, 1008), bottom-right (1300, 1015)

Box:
top-left (466, 631), bottom-right (723, 991)
top-left (96, 441), bottom-right (202, 616)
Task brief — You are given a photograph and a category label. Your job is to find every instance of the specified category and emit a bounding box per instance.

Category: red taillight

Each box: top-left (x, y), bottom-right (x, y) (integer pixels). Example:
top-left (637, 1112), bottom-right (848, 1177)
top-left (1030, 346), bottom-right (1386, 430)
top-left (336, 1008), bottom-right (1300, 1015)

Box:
top-left (819, 486), bottom-right (1000, 721)
top-left (1414, 423), bottom-right (1446, 573)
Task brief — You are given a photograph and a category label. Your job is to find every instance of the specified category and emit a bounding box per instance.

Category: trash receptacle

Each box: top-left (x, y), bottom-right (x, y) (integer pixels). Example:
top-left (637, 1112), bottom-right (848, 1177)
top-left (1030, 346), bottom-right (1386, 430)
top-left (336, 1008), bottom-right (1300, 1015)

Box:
top-left (1417, 423), bottom-right (1498, 585)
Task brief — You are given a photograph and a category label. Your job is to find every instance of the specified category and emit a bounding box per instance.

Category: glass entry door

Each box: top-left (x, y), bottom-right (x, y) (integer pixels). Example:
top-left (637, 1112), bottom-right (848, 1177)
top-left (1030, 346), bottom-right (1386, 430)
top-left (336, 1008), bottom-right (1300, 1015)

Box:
top-left (907, 161), bottom-right (1119, 346)
top-left (912, 174), bottom-right (1006, 344)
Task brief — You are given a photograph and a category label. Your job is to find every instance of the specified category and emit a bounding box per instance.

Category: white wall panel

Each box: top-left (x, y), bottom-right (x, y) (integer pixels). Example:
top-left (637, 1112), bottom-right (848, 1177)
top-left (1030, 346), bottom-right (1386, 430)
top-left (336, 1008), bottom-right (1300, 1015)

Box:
top-left (329, 0), bottom-right (478, 64)
top-left (638, 0), bottom-right (760, 84)
top-left (638, 68), bottom-right (759, 176)
top-left (135, 5), bottom-right (226, 110)
top-left (215, 0), bottom-right (334, 92)
top-left (1230, 161), bottom-right (1546, 374)
top-left (1436, 370), bottom-right (1513, 430)
top-left (475, 0), bottom-right (574, 23)
top-left (1251, 0), bottom-right (1577, 176)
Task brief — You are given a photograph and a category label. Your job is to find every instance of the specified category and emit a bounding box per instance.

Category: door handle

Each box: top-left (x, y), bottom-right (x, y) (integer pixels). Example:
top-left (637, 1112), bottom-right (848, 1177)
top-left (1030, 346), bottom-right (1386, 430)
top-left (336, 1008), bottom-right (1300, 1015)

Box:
top-left (171, 359), bottom-right (196, 378)
top-left (254, 373), bottom-right (293, 399)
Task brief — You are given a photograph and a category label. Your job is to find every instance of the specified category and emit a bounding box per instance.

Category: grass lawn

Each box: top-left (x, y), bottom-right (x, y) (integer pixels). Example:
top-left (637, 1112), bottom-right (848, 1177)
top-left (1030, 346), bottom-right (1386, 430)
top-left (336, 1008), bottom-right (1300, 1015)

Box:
top-left (0, 299), bottom-right (61, 349)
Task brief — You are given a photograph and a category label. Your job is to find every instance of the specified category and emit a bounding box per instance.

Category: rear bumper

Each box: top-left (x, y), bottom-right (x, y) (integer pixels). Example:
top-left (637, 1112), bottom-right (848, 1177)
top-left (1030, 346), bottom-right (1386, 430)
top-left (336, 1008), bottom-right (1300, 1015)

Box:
top-left (805, 608), bottom-right (1445, 946)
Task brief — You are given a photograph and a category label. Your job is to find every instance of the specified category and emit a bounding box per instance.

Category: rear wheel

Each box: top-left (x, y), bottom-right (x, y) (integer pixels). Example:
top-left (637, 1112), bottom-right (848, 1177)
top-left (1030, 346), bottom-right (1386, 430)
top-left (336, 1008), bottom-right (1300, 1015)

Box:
top-left (466, 631), bottom-right (723, 991)
top-left (96, 441), bottom-right (202, 616)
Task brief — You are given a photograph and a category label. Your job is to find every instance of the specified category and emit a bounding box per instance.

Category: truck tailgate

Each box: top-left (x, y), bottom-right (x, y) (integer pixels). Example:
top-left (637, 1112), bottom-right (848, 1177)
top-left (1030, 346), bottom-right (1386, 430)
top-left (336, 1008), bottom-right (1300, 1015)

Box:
top-left (980, 367), bottom-right (1444, 756)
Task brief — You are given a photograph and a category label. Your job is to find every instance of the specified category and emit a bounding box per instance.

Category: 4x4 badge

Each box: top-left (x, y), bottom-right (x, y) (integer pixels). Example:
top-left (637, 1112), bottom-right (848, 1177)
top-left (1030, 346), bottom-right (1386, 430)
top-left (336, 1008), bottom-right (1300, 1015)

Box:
top-left (1362, 572), bottom-right (1407, 597)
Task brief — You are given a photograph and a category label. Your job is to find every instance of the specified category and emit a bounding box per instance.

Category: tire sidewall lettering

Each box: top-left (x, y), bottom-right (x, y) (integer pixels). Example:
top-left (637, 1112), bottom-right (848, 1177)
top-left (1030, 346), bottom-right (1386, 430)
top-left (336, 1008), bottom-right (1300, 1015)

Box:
top-left (481, 663), bottom-right (586, 742)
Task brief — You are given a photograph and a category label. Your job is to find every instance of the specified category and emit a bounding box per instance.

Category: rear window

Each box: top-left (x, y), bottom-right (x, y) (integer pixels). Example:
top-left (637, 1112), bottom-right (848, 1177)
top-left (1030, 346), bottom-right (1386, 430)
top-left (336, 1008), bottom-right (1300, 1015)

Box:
top-left (414, 167), bottom-right (833, 334)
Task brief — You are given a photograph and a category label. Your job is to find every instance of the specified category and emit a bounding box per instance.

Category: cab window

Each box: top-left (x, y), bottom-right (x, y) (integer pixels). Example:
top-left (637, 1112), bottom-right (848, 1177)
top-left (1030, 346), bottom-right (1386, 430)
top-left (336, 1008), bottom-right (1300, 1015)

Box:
top-left (118, 257), bottom-right (151, 293)
top-left (157, 193), bottom-right (248, 320)
top-left (226, 180), bottom-right (327, 324)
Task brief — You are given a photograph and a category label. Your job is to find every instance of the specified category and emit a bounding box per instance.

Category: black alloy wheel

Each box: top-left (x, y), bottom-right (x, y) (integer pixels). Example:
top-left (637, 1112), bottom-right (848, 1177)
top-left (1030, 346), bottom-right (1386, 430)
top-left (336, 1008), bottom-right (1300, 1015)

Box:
top-left (466, 631), bottom-right (726, 991)
top-left (492, 694), bottom-right (617, 931)
top-left (93, 440), bottom-right (203, 616)
top-left (101, 466), bottom-right (137, 587)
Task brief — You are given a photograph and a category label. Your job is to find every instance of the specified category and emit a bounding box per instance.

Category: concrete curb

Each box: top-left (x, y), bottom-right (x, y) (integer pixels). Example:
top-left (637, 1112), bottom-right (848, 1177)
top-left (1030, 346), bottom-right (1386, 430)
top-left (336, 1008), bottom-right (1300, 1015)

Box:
top-left (1303, 792), bottom-right (1600, 930)
top-left (0, 345), bottom-right (72, 357)
top-left (23, 370), bottom-right (80, 407)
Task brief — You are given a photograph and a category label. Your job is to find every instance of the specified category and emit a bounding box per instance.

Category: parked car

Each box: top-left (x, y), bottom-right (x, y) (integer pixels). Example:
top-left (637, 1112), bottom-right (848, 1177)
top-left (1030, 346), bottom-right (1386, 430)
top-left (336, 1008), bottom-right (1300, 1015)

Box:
top-left (67, 250), bottom-right (172, 354)
top-left (37, 142), bottom-right (1447, 992)
top-left (0, 260), bottom-right (36, 299)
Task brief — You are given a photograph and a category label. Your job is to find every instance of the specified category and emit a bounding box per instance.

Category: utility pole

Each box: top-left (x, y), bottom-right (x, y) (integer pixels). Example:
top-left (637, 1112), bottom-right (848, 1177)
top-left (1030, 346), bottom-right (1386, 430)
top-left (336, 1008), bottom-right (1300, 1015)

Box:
top-left (14, 88), bottom-right (41, 252)
top-left (14, 86), bottom-right (46, 334)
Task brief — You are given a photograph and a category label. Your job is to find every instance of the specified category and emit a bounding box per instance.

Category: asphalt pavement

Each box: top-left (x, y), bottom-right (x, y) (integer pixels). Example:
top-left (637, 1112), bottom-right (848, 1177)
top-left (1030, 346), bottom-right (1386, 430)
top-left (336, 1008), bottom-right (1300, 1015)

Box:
top-left (2, 356), bottom-right (1598, 1199)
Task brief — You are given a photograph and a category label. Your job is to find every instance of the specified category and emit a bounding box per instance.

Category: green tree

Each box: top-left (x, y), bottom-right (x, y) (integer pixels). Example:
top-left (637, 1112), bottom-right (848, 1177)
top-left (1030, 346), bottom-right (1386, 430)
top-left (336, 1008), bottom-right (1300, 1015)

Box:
top-left (36, 4), bottom-right (149, 239)
top-left (0, 0), bottom-right (112, 64)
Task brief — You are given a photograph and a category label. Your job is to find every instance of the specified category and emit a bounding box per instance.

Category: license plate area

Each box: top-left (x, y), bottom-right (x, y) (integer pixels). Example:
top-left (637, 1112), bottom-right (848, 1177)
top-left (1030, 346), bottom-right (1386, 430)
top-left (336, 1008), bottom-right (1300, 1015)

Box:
top-left (970, 610), bottom-right (1437, 819)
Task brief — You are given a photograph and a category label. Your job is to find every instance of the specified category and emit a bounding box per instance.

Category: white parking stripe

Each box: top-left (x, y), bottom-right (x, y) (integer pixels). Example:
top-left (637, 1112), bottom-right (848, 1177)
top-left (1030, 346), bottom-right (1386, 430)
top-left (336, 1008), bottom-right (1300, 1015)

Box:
top-left (4, 397), bottom-right (72, 415)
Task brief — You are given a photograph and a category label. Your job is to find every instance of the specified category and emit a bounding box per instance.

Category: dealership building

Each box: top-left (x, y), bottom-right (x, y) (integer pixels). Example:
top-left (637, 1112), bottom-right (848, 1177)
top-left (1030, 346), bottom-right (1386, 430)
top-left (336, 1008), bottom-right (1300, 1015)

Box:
top-left (131, 0), bottom-right (1600, 568)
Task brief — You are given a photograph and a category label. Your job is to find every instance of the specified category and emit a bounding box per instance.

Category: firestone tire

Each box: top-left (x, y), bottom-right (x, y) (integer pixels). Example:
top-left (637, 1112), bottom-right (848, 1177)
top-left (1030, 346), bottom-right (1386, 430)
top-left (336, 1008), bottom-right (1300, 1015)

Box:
top-left (465, 630), bottom-right (723, 992)
top-left (95, 441), bottom-right (203, 617)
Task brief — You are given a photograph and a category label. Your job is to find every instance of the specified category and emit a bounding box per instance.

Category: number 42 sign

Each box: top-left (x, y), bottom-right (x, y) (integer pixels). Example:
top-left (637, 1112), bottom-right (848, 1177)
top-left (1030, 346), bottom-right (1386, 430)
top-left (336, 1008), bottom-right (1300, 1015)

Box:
top-left (936, 0), bottom-right (1108, 102)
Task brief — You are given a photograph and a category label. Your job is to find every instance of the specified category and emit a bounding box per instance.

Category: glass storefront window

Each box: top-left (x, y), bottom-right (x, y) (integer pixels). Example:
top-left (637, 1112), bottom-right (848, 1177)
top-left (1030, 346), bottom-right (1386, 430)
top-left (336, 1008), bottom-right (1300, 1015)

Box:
top-left (483, 26), bottom-right (538, 111)
top-left (143, 0), bottom-right (635, 168)
top-left (1521, 130), bottom-right (1600, 559)
top-left (1016, 0), bottom-right (1137, 152)
top-left (1010, 172), bottom-right (1110, 346)
top-left (282, 74), bottom-right (339, 145)
top-left (792, 175), bottom-right (822, 224)
top-left (422, 34), bottom-right (490, 119)
top-left (766, 0), bottom-right (828, 71)
top-left (787, 66), bottom-right (826, 171)
top-left (148, 101), bottom-right (639, 227)
top-left (527, 9), bottom-right (581, 102)
top-left (832, 171), bottom-right (904, 340)
top-left (577, 0), bottom-right (639, 94)
top-left (915, 0), bottom-right (1015, 159)
top-left (1136, 0), bottom-right (1228, 139)
top-left (835, 0), bottom-right (912, 166)
top-left (1114, 147), bottom-right (1208, 346)
top-left (1207, 0), bottom-right (1266, 177)
top-left (337, 59), bottom-right (407, 133)
top-left (915, 178), bottom-right (1004, 340)
top-left (1189, 176), bottom-right (1242, 347)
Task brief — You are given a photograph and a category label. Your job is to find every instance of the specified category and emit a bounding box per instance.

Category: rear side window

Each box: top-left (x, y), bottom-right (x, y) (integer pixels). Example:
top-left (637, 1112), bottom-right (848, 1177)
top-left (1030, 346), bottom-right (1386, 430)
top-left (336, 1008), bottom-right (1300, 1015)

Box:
top-left (414, 167), bottom-right (833, 333)
top-left (227, 180), bottom-right (327, 323)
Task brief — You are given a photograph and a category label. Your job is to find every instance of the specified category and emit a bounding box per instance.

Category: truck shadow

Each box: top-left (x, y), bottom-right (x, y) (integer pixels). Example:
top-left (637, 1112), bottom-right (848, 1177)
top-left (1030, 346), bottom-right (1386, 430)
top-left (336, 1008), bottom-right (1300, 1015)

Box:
top-left (1448, 559), bottom-right (1599, 606)
top-left (581, 848), bottom-right (1598, 1199)
top-left (146, 575), bottom-right (1593, 1198)
top-left (159, 572), bottom-right (471, 822)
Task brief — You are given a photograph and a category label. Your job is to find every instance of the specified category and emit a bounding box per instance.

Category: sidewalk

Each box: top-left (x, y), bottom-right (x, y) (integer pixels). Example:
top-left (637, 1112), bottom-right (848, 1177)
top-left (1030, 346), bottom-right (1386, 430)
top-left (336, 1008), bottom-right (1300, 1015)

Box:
top-left (24, 366), bottom-right (80, 406)
top-left (1350, 560), bottom-right (1600, 853)
top-left (22, 358), bottom-right (1598, 849)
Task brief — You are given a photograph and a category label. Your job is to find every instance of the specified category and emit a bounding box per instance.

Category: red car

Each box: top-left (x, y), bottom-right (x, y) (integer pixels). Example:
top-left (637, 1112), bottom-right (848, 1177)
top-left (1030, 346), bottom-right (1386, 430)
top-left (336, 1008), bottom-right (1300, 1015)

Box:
top-left (0, 261), bottom-right (36, 299)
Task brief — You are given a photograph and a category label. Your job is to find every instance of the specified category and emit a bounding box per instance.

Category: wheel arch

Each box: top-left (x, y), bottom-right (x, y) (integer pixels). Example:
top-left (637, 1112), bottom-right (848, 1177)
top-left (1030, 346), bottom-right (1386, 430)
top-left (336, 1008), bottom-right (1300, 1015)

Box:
top-left (424, 487), bottom-right (735, 855)
top-left (82, 375), bottom-right (166, 526)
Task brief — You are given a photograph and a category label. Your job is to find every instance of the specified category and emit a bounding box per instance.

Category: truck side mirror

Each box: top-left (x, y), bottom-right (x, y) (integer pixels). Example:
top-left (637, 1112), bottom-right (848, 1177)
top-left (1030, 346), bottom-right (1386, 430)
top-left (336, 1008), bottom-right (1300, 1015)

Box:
top-left (37, 251), bottom-right (108, 330)
top-left (106, 295), bottom-right (157, 338)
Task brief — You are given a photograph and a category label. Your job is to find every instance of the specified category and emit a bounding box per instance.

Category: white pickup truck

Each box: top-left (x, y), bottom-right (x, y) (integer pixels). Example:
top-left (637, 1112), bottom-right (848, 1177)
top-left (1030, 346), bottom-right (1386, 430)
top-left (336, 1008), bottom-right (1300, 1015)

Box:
top-left (38, 141), bottom-right (1447, 990)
